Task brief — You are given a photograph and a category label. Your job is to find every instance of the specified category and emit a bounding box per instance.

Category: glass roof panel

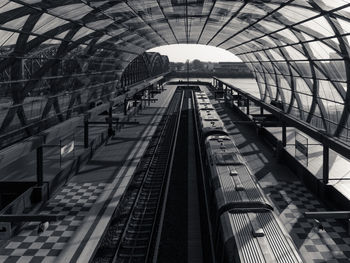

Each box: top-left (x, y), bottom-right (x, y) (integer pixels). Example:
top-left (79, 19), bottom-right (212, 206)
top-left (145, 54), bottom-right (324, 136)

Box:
top-left (307, 40), bottom-right (340, 59)
top-left (336, 17), bottom-right (350, 34)
top-left (299, 17), bottom-right (335, 38)
top-left (313, 0), bottom-right (349, 10)
top-left (0, 2), bottom-right (22, 13)
top-left (33, 15), bottom-right (69, 35)
top-left (49, 4), bottom-right (94, 21)
top-left (1, 15), bottom-right (29, 31)
top-left (283, 46), bottom-right (307, 60)
top-left (274, 28), bottom-right (299, 43)
top-left (277, 5), bottom-right (319, 24)
top-left (0, 31), bottom-right (19, 47)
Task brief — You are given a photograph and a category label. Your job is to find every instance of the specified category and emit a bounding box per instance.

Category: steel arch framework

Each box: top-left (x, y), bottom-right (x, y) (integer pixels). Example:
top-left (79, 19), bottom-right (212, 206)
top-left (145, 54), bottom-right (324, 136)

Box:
top-left (0, 0), bottom-right (349, 144)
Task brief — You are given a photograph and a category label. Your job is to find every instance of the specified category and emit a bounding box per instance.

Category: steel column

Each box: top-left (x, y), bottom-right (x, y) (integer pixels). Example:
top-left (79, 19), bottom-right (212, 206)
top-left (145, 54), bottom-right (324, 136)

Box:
top-left (108, 106), bottom-right (113, 136)
top-left (84, 119), bottom-right (89, 148)
top-left (124, 96), bottom-right (128, 115)
top-left (323, 144), bottom-right (329, 185)
top-left (36, 146), bottom-right (43, 186)
top-left (246, 98), bottom-right (250, 115)
top-left (282, 122), bottom-right (287, 147)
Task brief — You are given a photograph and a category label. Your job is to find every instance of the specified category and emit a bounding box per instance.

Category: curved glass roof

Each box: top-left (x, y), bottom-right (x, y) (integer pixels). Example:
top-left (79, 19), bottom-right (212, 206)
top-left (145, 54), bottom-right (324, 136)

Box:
top-left (0, 0), bottom-right (350, 142)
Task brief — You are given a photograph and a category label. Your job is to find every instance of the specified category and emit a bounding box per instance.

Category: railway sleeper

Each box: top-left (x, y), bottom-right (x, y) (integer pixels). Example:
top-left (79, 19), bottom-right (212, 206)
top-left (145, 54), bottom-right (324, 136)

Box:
top-left (130, 216), bottom-right (153, 222)
top-left (132, 210), bottom-right (156, 216)
top-left (138, 195), bottom-right (159, 201)
top-left (134, 199), bottom-right (154, 204)
top-left (131, 210), bottom-right (156, 217)
top-left (140, 190), bottom-right (161, 195)
top-left (122, 243), bottom-right (148, 250)
top-left (143, 183), bottom-right (162, 188)
top-left (147, 171), bottom-right (166, 177)
top-left (144, 177), bottom-right (163, 183)
top-left (121, 205), bottom-right (134, 212)
top-left (123, 236), bottom-right (150, 244)
top-left (147, 169), bottom-right (165, 175)
top-left (132, 211), bottom-right (156, 217)
top-left (134, 203), bottom-right (157, 209)
top-left (118, 249), bottom-right (146, 257)
top-left (121, 242), bottom-right (149, 250)
top-left (124, 235), bottom-right (150, 242)
top-left (138, 196), bottom-right (159, 201)
top-left (126, 229), bottom-right (151, 235)
top-left (142, 182), bottom-right (162, 187)
top-left (137, 194), bottom-right (157, 199)
top-left (125, 229), bottom-right (150, 237)
top-left (129, 221), bottom-right (153, 228)
top-left (131, 217), bottom-right (154, 224)
top-left (142, 190), bottom-right (161, 197)
top-left (145, 176), bottom-right (163, 181)
top-left (131, 213), bottom-right (155, 221)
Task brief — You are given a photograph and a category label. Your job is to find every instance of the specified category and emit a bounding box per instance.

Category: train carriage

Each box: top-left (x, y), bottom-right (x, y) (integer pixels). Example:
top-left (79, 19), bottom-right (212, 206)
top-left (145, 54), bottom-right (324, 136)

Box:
top-left (204, 135), bottom-right (273, 229)
top-left (195, 97), bottom-right (211, 105)
top-left (194, 90), bottom-right (303, 263)
top-left (197, 103), bottom-right (215, 111)
top-left (217, 211), bottom-right (303, 263)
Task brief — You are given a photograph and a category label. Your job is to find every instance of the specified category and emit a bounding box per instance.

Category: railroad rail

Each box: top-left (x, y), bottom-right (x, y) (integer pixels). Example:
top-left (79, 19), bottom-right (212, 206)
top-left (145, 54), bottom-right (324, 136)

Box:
top-left (92, 90), bottom-right (184, 263)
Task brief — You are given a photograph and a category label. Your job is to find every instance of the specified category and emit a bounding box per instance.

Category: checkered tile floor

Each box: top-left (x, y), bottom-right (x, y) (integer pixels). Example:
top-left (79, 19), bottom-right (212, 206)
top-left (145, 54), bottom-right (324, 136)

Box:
top-left (265, 181), bottom-right (350, 262)
top-left (0, 182), bottom-right (106, 263)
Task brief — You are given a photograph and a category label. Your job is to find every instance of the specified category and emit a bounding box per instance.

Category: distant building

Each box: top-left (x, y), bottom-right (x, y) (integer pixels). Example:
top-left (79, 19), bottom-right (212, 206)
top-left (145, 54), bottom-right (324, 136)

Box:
top-left (206, 62), bottom-right (214, 71)
top-left (213, 62), bottom-right (251, 74)
top-left (169, 60), bottom-right (253, 78)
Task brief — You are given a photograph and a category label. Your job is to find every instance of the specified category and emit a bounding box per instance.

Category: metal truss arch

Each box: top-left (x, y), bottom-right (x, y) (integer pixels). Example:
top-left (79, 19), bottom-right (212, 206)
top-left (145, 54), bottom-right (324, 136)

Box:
top-left (0, 0), bottom-right (350, 144)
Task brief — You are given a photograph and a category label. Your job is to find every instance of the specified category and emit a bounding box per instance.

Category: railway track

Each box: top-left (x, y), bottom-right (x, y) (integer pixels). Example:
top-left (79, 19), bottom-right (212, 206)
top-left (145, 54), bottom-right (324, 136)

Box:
top-left (92, 90), bottom-right (184, 263)
top-left (155, 89), bottom-right (214, 262)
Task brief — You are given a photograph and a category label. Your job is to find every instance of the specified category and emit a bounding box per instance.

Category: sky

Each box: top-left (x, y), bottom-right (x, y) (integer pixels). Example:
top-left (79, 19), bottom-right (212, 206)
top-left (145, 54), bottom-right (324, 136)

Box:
top-left (148, 44), bottom-right (242, 63)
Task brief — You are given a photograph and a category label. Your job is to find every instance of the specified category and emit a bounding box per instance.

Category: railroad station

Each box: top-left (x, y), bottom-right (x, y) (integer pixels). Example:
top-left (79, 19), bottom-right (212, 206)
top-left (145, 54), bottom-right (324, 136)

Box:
top-left (0, 1), bottom-right (350, 262)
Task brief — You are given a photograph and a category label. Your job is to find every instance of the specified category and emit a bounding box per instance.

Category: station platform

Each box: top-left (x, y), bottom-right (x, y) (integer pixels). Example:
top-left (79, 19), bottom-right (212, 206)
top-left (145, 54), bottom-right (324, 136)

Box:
top-left (224, 98), bottom-right (350, 206)
top-left (202, 85), bottom-right (350, 263)
top-left (267, 127), bottom-right (350, 198)
top-left (0, 85), bottom-right (176, 263)
top-left (0, 124), bottom-right (106, 183)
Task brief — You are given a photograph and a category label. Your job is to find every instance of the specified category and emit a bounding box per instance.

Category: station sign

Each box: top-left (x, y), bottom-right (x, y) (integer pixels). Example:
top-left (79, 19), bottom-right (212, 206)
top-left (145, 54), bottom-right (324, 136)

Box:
top-left (295, 132), bottom-right (308, 166)
top-left (60, 140), bottom-right (74, 157)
